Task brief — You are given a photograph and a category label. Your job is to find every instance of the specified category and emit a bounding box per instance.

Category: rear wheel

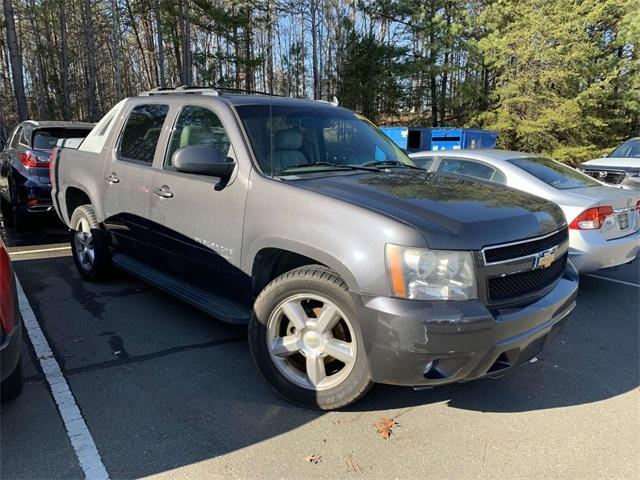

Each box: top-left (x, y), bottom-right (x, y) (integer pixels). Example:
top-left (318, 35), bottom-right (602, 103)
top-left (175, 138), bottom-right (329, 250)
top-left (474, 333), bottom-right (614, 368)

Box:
top-left (70, 205), bottom-right (111, 281)
top-left (0, 195), bottom-right (26, 229)
top-left (249, 265), bottom-right (372, 410)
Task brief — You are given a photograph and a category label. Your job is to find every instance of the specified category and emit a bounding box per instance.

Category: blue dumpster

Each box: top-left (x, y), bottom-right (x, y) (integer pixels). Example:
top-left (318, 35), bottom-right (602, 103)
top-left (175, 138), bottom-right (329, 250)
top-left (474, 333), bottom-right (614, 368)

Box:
top-left (379, 126), bottom-right (497, 152)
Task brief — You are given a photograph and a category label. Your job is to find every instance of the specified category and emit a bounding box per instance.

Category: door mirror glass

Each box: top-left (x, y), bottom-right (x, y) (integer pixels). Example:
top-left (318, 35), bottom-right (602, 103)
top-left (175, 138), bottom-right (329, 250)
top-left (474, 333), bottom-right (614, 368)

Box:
top-left (172, 145), bottom-right (235, 180)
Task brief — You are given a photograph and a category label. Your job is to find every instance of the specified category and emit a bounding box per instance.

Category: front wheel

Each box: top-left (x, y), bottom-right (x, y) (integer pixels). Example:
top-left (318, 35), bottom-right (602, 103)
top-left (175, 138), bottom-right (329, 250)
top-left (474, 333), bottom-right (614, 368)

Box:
top-left (248, 265), bottom-right (372, 410)
top-left (70, 205), bottom-right (111, 281)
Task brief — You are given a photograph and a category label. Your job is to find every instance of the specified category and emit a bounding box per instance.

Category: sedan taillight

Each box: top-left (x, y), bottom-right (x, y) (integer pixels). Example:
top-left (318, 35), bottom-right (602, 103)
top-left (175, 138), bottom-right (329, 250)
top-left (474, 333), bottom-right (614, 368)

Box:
top-left (19, 151), bottom-right (49, 168)
top-left (0, 245), bottom-right (16, 335)
top-left (569, 206), bottom-right (614, 230)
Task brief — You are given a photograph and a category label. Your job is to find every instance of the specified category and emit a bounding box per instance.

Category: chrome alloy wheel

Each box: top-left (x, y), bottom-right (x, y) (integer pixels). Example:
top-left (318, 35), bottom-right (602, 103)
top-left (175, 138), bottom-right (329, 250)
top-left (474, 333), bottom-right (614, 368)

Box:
top-left (266, 293), bottom-right (357, 391)
top-left (74, 217), bottom-right (95, 270)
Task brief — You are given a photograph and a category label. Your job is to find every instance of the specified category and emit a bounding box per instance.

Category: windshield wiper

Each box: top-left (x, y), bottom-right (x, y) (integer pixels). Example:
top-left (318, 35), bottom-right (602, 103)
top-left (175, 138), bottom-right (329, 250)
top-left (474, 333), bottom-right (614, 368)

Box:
top-left (279, 162), bottom-right (379, 173)
top-left (362, 160), bottom-right (425, 170)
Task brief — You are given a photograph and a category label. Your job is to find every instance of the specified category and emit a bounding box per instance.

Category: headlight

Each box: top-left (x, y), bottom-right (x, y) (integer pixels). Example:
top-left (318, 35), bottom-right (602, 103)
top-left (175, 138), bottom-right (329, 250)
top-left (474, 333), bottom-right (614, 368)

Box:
top-left (385, 244), bottom-right (477, 300)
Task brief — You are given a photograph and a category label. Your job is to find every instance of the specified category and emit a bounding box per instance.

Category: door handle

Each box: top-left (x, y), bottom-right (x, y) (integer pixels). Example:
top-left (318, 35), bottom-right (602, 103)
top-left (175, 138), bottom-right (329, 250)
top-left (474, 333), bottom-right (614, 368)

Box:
top-left (105, 173), bottom-right (120, 184)
top-left (153, 185), bottom-right (174, 199)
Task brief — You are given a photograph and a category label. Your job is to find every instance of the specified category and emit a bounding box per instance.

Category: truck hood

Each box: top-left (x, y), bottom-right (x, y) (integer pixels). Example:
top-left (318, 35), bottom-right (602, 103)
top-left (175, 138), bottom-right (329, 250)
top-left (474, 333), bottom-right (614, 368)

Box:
top-left (292, 171), bottom-right (566, 250)
top-left (581, 157), bottom-right (640, 170)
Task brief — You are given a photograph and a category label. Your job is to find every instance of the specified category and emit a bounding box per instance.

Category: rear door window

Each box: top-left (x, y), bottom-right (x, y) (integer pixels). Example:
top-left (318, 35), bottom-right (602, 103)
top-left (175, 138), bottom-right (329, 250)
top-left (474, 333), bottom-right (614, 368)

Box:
top-left (118, 104), bottom-right (169, 164)
top-left (438, 157), bottom-right (506, 183)
top-left (410, 156), bottom-right (435, 170)
top-left (165, 106), bottom-right (231, 167)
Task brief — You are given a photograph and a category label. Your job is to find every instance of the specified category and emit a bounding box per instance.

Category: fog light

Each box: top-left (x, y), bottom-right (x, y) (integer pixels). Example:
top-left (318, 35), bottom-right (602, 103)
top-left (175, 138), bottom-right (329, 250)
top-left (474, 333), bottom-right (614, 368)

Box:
top-left (26, 198), bottom-right (38, 206)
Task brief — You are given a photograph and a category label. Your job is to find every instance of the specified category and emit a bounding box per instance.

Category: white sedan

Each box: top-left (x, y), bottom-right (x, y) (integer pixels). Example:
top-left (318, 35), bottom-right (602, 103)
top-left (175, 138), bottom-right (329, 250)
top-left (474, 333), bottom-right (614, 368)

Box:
top-left (409, 149), bottom-right (640, 273)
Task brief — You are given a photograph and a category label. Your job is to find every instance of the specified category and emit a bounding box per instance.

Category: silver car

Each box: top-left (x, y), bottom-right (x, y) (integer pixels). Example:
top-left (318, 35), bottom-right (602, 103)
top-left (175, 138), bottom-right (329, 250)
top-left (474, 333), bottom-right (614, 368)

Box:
top-left (410, 150), bottom-right (640, 273)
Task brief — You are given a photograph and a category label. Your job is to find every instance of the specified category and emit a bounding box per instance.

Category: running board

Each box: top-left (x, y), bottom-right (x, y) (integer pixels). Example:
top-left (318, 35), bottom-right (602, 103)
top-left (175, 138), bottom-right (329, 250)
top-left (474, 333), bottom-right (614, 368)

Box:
top-left (112, 254), bottom-right (251, 325)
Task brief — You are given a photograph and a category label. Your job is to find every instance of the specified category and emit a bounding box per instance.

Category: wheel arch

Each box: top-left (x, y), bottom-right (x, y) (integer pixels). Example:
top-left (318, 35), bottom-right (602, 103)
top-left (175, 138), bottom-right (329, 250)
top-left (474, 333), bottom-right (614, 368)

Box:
top-left (64, 186), bottom-right (93, 222)
top-left (250, 243), bottom-right (360, 296)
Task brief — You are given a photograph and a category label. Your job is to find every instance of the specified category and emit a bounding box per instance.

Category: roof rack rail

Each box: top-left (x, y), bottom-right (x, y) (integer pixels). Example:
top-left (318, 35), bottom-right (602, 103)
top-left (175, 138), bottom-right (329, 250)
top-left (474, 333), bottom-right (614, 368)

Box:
top-left (138, 85), bottom-right (283, 97)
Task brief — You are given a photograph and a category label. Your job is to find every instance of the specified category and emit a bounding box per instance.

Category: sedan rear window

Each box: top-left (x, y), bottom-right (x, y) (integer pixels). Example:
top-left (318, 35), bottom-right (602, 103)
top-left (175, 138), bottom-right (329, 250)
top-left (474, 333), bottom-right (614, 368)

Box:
top-left (509, 157), bottom-right (601, 189)
top-left (33, 128), bottom-right (93, 151)
top-left (610, 139), bottom-right (640, 158)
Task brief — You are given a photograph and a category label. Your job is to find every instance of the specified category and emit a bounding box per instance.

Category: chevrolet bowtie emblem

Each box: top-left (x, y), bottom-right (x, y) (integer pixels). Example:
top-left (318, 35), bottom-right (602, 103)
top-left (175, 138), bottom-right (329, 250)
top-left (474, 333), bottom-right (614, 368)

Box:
top-left (533, 247), bottom-right (557, 269)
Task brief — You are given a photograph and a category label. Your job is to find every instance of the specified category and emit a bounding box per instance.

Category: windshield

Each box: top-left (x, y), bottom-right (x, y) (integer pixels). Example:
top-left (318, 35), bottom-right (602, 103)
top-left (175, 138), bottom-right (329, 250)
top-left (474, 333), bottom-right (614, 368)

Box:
top-left (610, 139), bottom-right (640, 158)
top-left (509, 157), bottom-right (601, 189)
top-left (33, 128), bottom-right (92, 151)
top-left (235, 104), bottom-right (415, 176)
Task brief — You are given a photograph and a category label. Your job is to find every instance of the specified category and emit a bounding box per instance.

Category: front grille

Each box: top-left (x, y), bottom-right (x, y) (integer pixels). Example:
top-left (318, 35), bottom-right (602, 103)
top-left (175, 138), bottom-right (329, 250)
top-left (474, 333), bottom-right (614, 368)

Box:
top-left (488, 253), bottom-right (567, 302)
top-left (583, 169), bottom-right (626, 185)
top-left (483, 228), bottom-right (568, 264)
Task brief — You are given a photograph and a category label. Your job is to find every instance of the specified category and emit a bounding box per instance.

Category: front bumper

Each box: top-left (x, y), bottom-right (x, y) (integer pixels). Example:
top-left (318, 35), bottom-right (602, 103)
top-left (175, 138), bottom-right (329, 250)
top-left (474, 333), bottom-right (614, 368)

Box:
top-left (354, 268), bottom-right (578, 387)
top-left (569, 228), bottom-right (640, 273)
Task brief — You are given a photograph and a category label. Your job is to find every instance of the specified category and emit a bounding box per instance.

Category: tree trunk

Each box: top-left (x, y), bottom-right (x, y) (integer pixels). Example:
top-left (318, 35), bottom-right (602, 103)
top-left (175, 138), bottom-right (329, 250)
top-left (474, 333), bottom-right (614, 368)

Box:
top-left (311, 0), bottom-right (320, 99)
top-left (156, 0), bottom-right (165, 87)
top-left (3, 0), bottom-right (28, 120)
top-left (112, 0), bottom-right (122, 99)
top-left (82, 0), bottom-right (98, 121)
top-left (59, 0), bottom-right (70, 119)
top-left (266, 0), bottom-right (274, 93)
top-left (181, 0), bottom-right (192, 85)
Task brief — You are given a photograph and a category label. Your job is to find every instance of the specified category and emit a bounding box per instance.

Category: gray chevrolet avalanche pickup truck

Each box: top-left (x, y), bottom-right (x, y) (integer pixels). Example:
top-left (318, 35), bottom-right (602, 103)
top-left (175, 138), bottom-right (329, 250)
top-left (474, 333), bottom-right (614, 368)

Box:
top-left (51, 87), bottom-right (578, 409)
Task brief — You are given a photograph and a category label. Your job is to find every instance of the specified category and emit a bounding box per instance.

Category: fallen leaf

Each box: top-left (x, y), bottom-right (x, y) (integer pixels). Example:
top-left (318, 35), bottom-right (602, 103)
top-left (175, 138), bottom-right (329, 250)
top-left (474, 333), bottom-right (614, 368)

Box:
top-left (303, 454), bottom-right (322, 464)
top-left (373, 417), bottom-right (398, 439)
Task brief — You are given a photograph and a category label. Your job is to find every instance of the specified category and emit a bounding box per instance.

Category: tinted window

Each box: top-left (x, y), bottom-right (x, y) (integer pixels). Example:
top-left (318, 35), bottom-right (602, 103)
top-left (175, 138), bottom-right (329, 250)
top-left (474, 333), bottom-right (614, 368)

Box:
top-left (509, 157), bottom-right (600, 189)
top-left (610, 139), bottom-right (640, 158)
top-left (236, 104), bottom-right (414, 176)
top-left (119, 104), bottom-right (168, 164)
top-left (166, 106), bottom-right (231, 167)
top-left (438, 158), bottom-right (504, 182)
top-left (32, 129), bottom-right (92, 151)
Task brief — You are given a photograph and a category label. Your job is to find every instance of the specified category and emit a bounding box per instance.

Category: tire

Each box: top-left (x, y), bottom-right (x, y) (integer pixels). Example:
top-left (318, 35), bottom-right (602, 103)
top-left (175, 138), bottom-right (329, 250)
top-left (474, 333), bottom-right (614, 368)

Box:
top-left (249, 265), bottom-right (372, 410)
top-left (1, 195), bottom-right (27, 229)
top-left (70, 205), bottom-right (111, 281)
top-left (0, 195), bottom-right (15, 228)
top-left (1, 358), bottom-right (24, 402)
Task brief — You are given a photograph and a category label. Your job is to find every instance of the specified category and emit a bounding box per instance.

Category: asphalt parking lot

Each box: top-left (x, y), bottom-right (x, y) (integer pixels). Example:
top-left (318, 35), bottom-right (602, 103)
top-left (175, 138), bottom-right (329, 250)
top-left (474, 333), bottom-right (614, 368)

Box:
top-left (1, 216), bottom-right (638, 480)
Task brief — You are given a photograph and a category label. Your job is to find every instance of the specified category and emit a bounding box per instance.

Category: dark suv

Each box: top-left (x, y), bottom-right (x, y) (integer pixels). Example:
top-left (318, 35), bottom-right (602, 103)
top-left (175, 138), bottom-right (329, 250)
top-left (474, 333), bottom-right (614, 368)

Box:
top-left (0, 120), bottom-right (94, 228)
top-left (51, 88), bottom-right (578, 409)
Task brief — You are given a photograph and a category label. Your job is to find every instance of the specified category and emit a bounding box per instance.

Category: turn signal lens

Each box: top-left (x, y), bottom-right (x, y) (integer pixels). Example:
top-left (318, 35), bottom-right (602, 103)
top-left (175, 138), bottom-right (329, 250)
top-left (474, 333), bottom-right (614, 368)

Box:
top-left (569, 206), bottom-right (614, 230)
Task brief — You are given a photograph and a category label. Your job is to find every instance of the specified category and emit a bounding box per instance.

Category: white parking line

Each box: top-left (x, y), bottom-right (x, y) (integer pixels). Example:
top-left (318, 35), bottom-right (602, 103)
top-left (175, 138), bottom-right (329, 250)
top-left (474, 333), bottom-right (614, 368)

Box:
top-left (15, 277), bottom-right (109, 480)
top-left (585, 274), bottom-right (640, 288)
top-left (9, 246), bottom-right (71, 256)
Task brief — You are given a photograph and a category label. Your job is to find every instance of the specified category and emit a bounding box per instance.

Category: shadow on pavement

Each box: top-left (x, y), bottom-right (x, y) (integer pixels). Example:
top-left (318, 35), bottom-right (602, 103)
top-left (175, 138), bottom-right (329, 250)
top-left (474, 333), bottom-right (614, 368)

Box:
top-left (0, 213), bottom-right (68, 247)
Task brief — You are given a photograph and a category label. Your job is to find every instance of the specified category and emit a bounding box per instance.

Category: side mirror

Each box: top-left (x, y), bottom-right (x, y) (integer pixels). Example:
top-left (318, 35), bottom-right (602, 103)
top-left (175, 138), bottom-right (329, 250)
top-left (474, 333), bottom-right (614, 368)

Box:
top-left (172, 145), bottom-right (235, 181)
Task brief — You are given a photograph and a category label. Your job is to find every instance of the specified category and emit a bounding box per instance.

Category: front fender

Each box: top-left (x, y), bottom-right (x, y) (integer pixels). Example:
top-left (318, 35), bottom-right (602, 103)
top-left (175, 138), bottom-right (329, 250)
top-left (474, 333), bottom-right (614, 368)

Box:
top-left (244, 237), bottom-right (361, 293)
